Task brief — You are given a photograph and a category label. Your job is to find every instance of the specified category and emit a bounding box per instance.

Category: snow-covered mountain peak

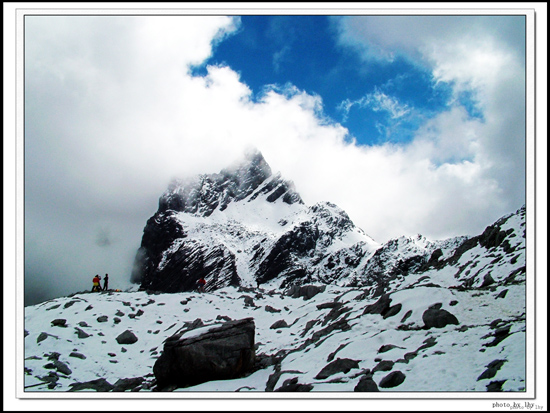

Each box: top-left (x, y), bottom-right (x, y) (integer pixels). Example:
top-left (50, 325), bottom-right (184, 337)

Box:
top-left (158, 150), bottom-right (302, 218)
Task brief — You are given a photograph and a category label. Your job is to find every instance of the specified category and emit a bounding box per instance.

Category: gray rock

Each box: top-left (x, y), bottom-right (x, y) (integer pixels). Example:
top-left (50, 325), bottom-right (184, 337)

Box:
top-left (75, 327), bottom-right (91, 339)
top-left (37, 332), bottom-right (51, 343)
top-left (265, 305), bottom-right (281, 313)
top-left (53, 360), bottom-right (72, 375)
top-left (116, 330), bottom-right (138, 345)
top-left (97, 316), bottom-right (108, 323)
top-left (373, 360), bottom-right (394, 373)
top-left (112, 377), bottom-right (145, 392)
top-left (153, 318), bottom-right (255, 390)
top-left (51, 319), bottom-right (67, 327)
top-left (274, 377), bottom-right (313, 392)
top-left (477, 359), bottom-right (507, 381)
top-left (378, 344), bottom-right (404, 353)
top-left (286, 284), bottom-right (326, 300)
top-left (68, 378), bottom-right (114, 392)
top-left (315, 358), bottom-right (360, 379)
top-left (69, 352), bottom-right (86, 360)
top-left (270, 320), bottom-right (289, 329)
top-left (379, 371), bottom-right (406, 388)
top-left (422, 308), bottom-right (459, 329)
top-left (354, 375), bottom-right (379, 392)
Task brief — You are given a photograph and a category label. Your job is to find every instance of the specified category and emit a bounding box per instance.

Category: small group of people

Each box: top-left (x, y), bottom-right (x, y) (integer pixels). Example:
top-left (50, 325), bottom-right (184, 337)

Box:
top-left (91, 273), bottom-right (109, 292)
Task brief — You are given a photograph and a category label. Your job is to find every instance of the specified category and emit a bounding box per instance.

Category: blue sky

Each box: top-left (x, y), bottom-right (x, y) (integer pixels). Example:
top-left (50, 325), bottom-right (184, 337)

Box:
top-left (199, 15), bottom-right (470, 146)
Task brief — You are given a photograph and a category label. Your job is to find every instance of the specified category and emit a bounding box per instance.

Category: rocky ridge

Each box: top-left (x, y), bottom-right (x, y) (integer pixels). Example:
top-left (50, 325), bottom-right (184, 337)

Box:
top-left (131, 150), bottom-right (526, 302)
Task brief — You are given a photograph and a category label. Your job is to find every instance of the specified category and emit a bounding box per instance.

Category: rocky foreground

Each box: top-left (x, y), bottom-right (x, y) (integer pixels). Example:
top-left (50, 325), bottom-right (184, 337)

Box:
top-left (24, 277), bottom-right (526, 393)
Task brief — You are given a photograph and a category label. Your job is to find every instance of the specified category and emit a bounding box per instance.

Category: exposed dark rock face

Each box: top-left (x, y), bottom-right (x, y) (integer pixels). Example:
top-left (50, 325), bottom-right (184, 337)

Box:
top-left (153, 318), bottom-right (256, 391)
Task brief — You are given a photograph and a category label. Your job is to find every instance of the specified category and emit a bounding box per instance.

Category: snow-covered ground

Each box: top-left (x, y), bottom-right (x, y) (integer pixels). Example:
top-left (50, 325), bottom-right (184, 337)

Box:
top-left (23, 278), bottom-right (526, 395)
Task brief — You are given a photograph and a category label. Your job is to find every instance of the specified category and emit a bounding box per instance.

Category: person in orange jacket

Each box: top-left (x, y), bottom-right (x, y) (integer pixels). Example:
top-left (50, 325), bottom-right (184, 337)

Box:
top-left (92, 275), bottom-right (101, 292)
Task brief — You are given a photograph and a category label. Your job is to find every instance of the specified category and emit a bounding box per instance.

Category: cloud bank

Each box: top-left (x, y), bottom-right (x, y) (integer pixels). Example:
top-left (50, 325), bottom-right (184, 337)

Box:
top-left (24, 14), bottom-right (527, 305)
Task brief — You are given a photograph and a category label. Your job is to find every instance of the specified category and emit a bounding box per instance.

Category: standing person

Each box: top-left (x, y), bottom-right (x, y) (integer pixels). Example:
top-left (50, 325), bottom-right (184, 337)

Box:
top-left (103, 274), bottom-right (109, 291)
top-left (92, 275), bottom-right (101, 292)
top-left (197, 277), bottom-right (206, 293)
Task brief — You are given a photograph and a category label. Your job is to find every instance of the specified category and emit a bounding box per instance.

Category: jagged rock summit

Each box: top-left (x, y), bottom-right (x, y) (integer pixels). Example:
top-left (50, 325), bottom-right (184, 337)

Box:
top-left (131, 149), bottom-right (380, 293)
top-left (131, 149), bottom-right (526, 301)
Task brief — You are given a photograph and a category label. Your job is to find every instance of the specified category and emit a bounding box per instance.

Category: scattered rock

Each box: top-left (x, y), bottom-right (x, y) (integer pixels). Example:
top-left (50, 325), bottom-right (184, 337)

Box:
top-left (486, 380), bottom-right (506, 392)
top-left (496, 289), bottom-right (509, 299)
top-left (422, 308), bottom-right (459, 329)
top-left (51, 319), bottom-right (67, 328)
top-left (286, 284), bottom-right (326, 300)
top-left (354, 375), bottom-right (379, 392)
top-left (112, 377), bottom-right (145, 392)
top-left (378, 344), bottom-right (404, 354)
top-left (314, 358), bottom-right (360, 379)
top-left (480, 273), bottom-right (496, 288)
top-left (316, 302), bottom-right (342, 310)
top-left (379, 371), bottom-right (406, 388)
top-left (53, 360), bottom-right (72, 375)
top-left (270, 320), bottom-right (289, 329)
top-left (265, 305), bottom-right (281, 313)
top-left (274, 377), bottom-right (313, 392)
top-left (77, 321), bottom-right (89, 327)
top-left (484, 325), bottom-right (512, 347)
top-left (116, 330), bottom-right (139, 345)
top-left (373, 360), bottom-right (394, 373)
top-left (37, 332), bottom-right (54, 343)
top-left (477, 359), bottom-right (507, 381)
top-left (69, 352), bottom-right (86, 360)
top-left (97, 316), bottom-right (108, 323)
top-left (400, 310), bottom-right (412, 323)
top-left (75, 327), bottom-right (91, 339)
top-left (383, 303), bottom-right (402, 319)
top-left (68, 378), bottom-right (114, 392)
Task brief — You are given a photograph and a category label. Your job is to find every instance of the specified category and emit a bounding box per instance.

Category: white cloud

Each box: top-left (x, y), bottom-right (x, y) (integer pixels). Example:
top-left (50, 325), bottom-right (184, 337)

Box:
top-left (24, 14), bottom-right (527, 305)
top-left (339, 87), bottom-right (410, 122)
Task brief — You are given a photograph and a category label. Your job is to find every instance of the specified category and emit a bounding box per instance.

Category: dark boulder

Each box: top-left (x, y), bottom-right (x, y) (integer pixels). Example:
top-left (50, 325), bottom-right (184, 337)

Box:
top-left (270, 320), bottom-right (289, 330)
top-left (51, 319), bottom-right (67, 327)
top-left (422, 308), bottom-right (459, 329)
top-left (274, 377), bottom-right (313, 392)
top-left (354, 375), bottom-right (379, 392)
top-left (153, 318), bottom-right (256, 390)
top-left (379, 371), bottom-right (406, 388)
top-left (116, 330), bottom-right (138, 345)
top-left (314, 358), bottom-right (360, 379)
